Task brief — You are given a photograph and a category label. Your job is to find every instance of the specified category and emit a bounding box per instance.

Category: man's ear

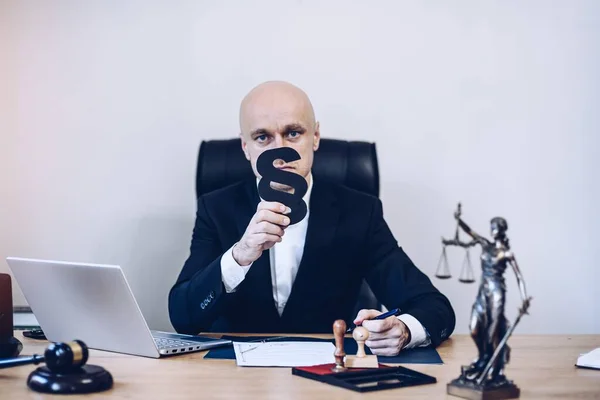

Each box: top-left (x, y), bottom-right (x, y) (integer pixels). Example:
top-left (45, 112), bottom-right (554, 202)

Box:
top-left (240, 133), bottom-right (251, 161)
top-left (313, 121), bottom-right (321, 151)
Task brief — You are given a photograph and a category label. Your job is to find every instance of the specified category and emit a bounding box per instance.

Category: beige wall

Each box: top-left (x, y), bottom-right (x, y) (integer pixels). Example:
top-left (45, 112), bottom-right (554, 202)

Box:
top-left (1, 0), bottom-right (598, 334)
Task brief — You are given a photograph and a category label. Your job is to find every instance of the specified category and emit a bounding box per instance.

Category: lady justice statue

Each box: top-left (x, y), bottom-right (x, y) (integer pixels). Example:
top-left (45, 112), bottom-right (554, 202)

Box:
top-left (441, 203), bottom-right (532, 400)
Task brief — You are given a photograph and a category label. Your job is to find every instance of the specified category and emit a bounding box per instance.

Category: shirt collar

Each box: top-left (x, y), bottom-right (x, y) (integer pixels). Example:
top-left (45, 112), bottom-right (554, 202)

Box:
top-left (256, 172), bottom-right (313, 210)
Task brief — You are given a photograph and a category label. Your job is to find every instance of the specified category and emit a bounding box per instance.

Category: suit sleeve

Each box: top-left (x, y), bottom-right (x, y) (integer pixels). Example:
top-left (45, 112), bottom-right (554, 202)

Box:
top-left (168, 196), bottom-right (229, 334)
top-left (364, 198), bottom-right (456, 347)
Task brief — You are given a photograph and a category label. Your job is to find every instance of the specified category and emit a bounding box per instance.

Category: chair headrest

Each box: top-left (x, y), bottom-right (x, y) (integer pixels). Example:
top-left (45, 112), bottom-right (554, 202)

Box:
top-left (196, 138), bottom-right (379, 198)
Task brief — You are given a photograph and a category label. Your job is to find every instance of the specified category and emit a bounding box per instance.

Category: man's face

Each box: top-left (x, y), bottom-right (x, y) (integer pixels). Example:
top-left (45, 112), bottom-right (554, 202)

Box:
top-left (240, 84), bottom-right (320, 192)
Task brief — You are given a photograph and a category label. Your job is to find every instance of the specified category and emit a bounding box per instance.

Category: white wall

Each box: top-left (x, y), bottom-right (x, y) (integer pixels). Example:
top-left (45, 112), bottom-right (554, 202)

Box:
top-left (1, 0), bottom-right (598, 334)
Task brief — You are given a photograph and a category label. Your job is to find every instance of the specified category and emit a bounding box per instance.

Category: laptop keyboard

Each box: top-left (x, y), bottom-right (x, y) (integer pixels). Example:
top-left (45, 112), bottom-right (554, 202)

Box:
top-left (153, 337), bottom-right (198, 350)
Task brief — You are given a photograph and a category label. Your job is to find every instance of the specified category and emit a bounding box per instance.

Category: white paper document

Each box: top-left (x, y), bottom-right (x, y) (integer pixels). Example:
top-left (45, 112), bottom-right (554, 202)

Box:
top-left (576, 348), bottom-right (600, 370)
top-left (233, 341), bottom-right (335, 367)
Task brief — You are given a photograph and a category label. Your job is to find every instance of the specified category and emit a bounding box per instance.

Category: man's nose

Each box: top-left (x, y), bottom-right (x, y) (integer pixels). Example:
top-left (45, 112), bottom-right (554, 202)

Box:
top-left (271, 135), bottom-right (292, 167)
top-left (270, 137), bottom-right (294, 152)
top-left (273, 135), bottom-right (286, 148)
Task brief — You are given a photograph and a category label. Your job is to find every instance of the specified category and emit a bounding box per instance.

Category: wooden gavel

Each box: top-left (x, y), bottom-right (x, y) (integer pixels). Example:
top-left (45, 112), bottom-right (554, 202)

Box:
top-left (0, 340), bottom-right (89, 373)
top-left (0, 339), bottom-right (114, 394)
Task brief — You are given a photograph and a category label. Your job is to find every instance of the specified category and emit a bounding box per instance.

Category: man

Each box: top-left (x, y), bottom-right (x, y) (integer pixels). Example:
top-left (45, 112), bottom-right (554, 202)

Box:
top-left (169, 81), bottom-right (455, 355)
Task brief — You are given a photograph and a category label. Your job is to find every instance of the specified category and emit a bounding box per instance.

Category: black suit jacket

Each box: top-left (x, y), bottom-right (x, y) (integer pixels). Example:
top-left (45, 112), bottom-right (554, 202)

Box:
top-left (169, 177), bottom-right (455, 347)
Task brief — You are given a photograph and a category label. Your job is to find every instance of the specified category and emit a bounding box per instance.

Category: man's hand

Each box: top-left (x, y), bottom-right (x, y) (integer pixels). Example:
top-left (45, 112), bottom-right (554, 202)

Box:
top-left (232, 201), bottom-right (290, 266)
top-left (353, 309), bottom-right (411, 356)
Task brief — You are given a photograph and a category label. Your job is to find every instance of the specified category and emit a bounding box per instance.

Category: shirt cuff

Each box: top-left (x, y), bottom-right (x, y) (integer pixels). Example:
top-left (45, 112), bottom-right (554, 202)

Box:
top-left (397, 313), bottom-right (431, 349)
top-left (220, 243), bottom-right (252, 293)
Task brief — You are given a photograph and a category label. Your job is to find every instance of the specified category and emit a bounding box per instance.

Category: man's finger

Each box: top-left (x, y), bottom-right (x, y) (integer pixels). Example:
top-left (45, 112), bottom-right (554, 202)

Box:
top-left (248, 233), bottom-right (282, 246)
top-left (364, 319), bottom-right (407, 340)
top-left (353, 309), bottom-right (381, 325)
top-left (362, 317), bottom-right (395, 333)
top-left (254, 209), bottom-right (290, 227)
top-left (257, 201), bottom-right (291, 214)
top-left (253, 221), bottom-right (285, 237)
top-left (263, 241), bottom-right (277, 250)
top-left (365, 330), bottom-right (398, 341)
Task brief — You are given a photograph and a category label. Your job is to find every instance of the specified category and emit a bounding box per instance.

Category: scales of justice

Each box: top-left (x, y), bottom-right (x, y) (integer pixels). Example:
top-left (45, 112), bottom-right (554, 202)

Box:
top-left (437, 203), bottom-right (532, 400)
top-left (436, 203), bottom-right (477, 283)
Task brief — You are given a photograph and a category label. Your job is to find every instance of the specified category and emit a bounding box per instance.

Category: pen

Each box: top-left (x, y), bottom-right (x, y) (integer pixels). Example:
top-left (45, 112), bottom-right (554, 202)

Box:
top-left (248, 336), bottom-right (288, 343)
top-left (373, 308), bottom-right (401, 320)
top-left (346, 308), bottom-right (402, 332)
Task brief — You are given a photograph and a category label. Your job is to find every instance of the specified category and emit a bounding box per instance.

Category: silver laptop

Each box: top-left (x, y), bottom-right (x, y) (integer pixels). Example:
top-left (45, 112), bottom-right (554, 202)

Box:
top-left (6, 257), bottom-right (231, 358)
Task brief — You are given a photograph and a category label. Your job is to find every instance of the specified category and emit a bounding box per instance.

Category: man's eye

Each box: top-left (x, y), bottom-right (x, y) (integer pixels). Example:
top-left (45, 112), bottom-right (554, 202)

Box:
top-left (288, 131), bottom-right (300, 138)
top-left (256, 135), bottom-right (267, 142)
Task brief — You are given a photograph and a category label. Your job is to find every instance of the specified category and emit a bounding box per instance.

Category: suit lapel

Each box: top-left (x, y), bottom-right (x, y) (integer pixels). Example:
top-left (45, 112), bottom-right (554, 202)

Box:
top-left (281, 177), bottom-right (340, 320)
top-left (237, 180), bottom-right (280, 319)
top-left (240, 179), bottom-right (260, 233)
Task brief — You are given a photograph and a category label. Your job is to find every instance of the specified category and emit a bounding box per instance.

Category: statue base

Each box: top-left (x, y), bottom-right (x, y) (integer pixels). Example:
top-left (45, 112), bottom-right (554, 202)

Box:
top-left (447, 376), bottom-right (520, 400)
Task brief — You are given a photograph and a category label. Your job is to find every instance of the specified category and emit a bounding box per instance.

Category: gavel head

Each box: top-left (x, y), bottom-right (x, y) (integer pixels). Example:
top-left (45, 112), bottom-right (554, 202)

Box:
top-left (44, 340), bottom-right (89, 373)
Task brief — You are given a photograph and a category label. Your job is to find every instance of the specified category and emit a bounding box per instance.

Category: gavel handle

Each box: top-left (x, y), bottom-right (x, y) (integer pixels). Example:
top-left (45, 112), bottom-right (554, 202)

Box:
top-left (0, 354), bottom-right (44, 369)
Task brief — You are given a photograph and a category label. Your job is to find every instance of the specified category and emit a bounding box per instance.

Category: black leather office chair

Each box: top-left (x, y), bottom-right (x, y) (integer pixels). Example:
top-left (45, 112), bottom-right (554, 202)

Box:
top-left (195, 138), bottom-right (381, 312)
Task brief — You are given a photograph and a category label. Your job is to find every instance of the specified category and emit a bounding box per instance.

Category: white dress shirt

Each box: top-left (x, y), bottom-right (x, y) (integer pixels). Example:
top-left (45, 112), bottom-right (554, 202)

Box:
top-left (220, 174), bottom-right (430, 349)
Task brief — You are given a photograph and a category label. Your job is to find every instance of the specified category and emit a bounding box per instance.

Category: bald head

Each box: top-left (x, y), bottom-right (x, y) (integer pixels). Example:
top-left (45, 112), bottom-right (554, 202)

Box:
top-left (238, 81), bottom-right (320, 187)
top-left (239, 81), bottom-right (316, 135)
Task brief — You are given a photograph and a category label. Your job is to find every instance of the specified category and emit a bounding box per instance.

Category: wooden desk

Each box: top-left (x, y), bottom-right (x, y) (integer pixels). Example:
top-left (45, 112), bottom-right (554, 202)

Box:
top-left (2, 332), bottom-right (599, 399)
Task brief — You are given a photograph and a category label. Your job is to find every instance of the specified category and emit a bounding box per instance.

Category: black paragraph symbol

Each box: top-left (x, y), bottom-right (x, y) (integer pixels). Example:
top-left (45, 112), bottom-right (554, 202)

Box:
top-left (256, 147), bottom-right (308, 225)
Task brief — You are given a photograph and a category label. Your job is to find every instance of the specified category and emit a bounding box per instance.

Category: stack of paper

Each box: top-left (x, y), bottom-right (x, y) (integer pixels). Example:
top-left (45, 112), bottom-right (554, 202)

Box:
top-left (576, 348), bottom-right (600, 370)
top-left (233, 341), bottom-right (335, 367)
